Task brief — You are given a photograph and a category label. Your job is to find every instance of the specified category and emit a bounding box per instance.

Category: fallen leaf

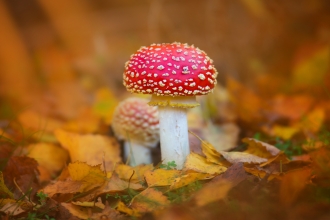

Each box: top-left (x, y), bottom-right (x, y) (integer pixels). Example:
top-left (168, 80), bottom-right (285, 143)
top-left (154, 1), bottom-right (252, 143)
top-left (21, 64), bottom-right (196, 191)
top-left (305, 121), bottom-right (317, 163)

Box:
top-left (183, 153), bottom-right (227, 175)
top-left (201, 141), bottom-right (229, 166)
top-left (130, 188), bottom-right (169, 213)
top-left (68, 162), bottom-right (106, 192)
top-left (219, 151), bottom-right (267, 164)
top-left (103, 172), bottom-right (144, 193)
top-left (243, 138), bottom-right (280, 158)
top-left (170, 172), bottom-right (212, 190)
top-left (0, 201), bottom-right (28, 216)
top-left (144, 169), bottom-right (182, 187)
top-left (203, 122), bottom-right (240, 152)
top-left (2, 156), bottom-right (40, 199)
top-left (72, 197), bottom-right (105, 209)
top-left (244, 166), bottom-right (280, 181)
top-left (27, 143), bottom-right (69, 175)
top-left (116, 201), bottom-right (141, 217)
top-left (280, 168), bottom-right (312, 206)
top-left (55, 129), bottom-right (121, 168)
top-left (60, 202), bottom-right (89, 220)
top-left (115, 163), bottom-right (153, 183)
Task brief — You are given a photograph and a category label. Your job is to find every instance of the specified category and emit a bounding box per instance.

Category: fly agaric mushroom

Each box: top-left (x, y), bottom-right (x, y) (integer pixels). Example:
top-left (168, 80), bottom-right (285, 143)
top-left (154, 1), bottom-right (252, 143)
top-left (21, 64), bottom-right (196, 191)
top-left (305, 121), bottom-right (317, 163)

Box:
top-left (112, 97), bottom-right (159, 166)
top-left (123, 42), bottom-right (218, 169)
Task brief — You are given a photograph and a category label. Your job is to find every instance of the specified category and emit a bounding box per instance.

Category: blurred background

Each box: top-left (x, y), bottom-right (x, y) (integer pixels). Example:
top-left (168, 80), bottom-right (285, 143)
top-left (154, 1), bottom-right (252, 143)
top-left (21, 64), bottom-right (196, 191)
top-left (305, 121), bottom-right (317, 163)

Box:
top-left (0, 0), bottom-right (329, 131)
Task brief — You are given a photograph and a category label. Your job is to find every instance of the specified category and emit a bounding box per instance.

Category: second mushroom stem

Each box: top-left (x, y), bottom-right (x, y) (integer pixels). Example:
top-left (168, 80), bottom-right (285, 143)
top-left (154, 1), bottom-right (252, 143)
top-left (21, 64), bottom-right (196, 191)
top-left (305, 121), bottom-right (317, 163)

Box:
top-left (158, 106), bottom-right (190, 169)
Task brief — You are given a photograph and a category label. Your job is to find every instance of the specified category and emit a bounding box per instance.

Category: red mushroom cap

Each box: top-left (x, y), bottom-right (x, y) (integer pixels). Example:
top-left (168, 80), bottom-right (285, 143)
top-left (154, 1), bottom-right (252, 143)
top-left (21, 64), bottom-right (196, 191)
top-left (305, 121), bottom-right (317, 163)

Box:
top-left (123, 42), bottom-right (218, 97)
top-left (112, 97), bottom-right (159, 147)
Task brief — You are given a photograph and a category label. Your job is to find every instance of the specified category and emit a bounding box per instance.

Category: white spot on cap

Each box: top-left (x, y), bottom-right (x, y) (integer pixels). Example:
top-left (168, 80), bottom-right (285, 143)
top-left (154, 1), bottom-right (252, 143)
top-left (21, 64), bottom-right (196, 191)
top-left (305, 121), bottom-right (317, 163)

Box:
top-left (198, 74), bottom-right (205, 80)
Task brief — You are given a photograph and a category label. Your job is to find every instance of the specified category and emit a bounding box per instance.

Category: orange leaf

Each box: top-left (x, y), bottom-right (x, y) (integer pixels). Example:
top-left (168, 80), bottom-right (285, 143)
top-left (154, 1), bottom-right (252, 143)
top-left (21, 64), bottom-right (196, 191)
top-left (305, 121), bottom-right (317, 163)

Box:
top-left (279, 168), bottom-right (312, 206)
top-left (55, 129), bottom-right (121, 168)
top-left (183, 153), bottom-right (227, 175)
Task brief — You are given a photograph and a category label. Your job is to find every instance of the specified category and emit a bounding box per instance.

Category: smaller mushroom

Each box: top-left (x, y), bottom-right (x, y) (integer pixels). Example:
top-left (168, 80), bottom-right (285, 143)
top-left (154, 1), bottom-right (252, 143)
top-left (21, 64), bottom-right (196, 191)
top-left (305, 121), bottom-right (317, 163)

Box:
top-left (112, 97), bottom-right (159, 166)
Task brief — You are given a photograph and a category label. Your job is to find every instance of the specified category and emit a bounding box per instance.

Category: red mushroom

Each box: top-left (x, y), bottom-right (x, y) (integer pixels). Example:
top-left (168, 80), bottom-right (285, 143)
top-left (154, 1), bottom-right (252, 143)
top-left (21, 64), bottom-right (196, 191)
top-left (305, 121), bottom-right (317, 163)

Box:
top-left (112, 97), bottom-right (159, 166)
top-left (123, 42), bottom-right (218, 169)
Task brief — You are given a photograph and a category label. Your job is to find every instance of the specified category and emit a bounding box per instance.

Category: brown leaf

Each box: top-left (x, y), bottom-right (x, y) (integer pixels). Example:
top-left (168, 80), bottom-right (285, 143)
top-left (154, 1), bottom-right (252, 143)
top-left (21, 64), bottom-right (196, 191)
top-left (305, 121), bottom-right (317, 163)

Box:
top-left (115, 163), bottom-right (153, 183)
top-left (194, 163), bottom-right (248, 206)
top-left (2, 156), bottom-right (40, 199)
top-left (280, 168), bottom-right (312, 206)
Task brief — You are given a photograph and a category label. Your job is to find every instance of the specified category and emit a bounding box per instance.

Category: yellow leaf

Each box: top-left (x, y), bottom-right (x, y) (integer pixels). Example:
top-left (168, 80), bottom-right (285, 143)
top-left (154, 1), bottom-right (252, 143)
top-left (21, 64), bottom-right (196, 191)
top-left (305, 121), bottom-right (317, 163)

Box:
top-left (170, 172), bottom-right (212, 190)
top-left (55, 129), bottom-right (121, 168)
top-left (242, 138), bottom-right (280, 158)
top-left (219, 151), bottom-right (267, 164)
top-left (27, 143), bottom-right (69, 174)
top-left (144, 169), bottom-right (182, 187)
top-left (92, 87), bottom-right (118, 125)
top-left (72, 197), bottom-right (105, 209)
top-left (201, 141), bottom-right (222, 164)
top-left (131, 188), bottom-right (169, 213)
top-left (115, 164), bottom-right (153, 183)
top-left (68, 161), bottom-right (106, 192)
top-left (116, 201), bottom-right (141, 217)
top-left (104, 172), bottom-right (144, 192)
top-left (183, 153), bottom-right (227, 175)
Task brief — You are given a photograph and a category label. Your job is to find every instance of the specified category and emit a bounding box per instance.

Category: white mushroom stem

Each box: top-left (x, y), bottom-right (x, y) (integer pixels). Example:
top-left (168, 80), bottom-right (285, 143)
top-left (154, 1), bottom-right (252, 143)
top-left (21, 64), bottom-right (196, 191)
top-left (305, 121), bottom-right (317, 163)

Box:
top-left (124, 142), bottom-right (153, 166)
top-left (158, 106), bottom-right (190, 169)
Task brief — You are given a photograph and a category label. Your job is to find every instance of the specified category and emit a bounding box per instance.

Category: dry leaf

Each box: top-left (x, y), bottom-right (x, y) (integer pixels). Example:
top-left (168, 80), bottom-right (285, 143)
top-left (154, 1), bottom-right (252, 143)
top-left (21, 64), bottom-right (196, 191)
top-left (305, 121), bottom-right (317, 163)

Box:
top-left (194, 163), bottom-right (248, 206)
top-left (55, 129), bottom-right (121, 168)
top-left (115, 163), bottom-right (153, 183)
top-left (60, 202), bottom-right (89, 220)
top-left (27, 143), bottom-right (69, 175)
top-left (103, 172), bottom-right (144, 193)
top-left (131, 188), bottom-right (169, 213)
top-left (144, 169), bottom-right (182, 187)
top-left (116, 201), bottom-right (141, 217)
top-left (72, 197), bottom-right (105, 209)
top-left (269, 125), bottom-right (300, 140)
top-left (243, 138), bottom-right (280, 158)
top-left (170, 172), bottom-right (212, 190)
top-left (219, 151), bottom-right (268, 164)
top-left (68, 162), bottom-right (106, 192)
top-left (183, 153), bottom-right (227, 175)
top-left (280, 168), bottom-right (312, 206)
